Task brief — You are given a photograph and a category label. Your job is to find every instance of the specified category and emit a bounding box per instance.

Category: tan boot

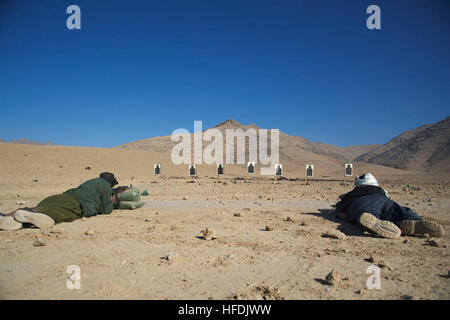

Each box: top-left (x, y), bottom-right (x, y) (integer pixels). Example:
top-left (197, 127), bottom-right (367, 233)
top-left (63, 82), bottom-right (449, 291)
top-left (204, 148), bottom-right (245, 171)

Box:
top-left (399, 220), bottom-right (444, 238)
top-left (14, 210), bottom-right (55, 229)
top-left (359, 212), bottom-right (401, 239)
top-left (0, 215), bottom-right (22, 231)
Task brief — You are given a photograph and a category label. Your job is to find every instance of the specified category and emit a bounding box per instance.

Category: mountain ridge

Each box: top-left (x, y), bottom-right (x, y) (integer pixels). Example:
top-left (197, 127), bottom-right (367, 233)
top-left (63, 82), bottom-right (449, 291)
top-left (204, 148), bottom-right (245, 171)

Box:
top-left (115, 119), bottom-right (379, 163)
top-left (355, 116), bottom-right (450, 171)
top-left (116, 117), bottom-right (450, 172)
top-left (0, 138), bottom-right (54, 146)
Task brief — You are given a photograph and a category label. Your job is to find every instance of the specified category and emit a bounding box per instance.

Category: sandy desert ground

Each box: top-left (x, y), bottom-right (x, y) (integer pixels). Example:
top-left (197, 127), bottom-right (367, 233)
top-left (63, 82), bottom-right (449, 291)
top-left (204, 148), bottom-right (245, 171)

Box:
top-left (0, 143), bottom-right (449, 300)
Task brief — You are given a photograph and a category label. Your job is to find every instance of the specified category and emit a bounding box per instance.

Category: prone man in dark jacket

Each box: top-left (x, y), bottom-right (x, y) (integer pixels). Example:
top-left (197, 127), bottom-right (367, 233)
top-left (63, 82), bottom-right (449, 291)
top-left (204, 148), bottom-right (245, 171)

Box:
top-left (0, 172), bottom-right (121, 230)
top-left (64, 172), bottom-right (118, 218)
top-left (335, 173), bottom-right (444, 239)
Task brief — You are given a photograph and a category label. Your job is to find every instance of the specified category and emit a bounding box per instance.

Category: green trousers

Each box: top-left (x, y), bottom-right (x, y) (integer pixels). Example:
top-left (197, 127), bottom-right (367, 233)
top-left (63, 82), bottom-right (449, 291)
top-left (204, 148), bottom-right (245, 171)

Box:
top-left (34, 194), bottom-right (83, 224)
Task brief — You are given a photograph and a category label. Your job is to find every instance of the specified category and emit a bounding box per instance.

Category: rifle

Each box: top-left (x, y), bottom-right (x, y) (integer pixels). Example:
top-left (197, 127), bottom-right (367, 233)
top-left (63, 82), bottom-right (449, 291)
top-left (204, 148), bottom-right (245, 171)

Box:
top-left (111, 186), bottom-right (130, 209)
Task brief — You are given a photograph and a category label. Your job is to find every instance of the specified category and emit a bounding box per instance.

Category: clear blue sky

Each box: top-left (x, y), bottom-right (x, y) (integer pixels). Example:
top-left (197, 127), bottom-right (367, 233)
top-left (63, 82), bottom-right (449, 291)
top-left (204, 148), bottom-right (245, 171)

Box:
top-left (0, 0), bottom-right (449, 148)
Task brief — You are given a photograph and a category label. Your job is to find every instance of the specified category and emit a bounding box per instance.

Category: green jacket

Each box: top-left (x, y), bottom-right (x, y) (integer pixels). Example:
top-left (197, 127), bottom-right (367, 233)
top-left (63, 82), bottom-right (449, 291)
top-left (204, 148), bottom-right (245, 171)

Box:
top-left (64, 178), bottom-right (114, 218)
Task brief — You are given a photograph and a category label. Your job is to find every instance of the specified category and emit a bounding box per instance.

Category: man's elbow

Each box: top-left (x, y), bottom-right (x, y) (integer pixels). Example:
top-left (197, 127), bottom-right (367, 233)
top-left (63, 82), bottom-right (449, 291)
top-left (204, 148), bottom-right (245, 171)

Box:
top-left (83, 210), bottom-right (97, 218)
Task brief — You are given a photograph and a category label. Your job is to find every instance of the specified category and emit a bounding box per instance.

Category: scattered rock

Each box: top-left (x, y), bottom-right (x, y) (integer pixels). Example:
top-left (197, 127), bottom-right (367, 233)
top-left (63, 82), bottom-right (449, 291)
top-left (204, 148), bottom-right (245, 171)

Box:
top-left (365, 255), bottom-right (377, 264)
top-left (255, 285), bottom-right (283, 300)
top-left (144, 218), bottom-right (152, 222)
top-left (325, 269), bottom-right (341, 285)
top-left (183, 196), bottom-right (188, 200)
top-left (200, 227), bottom-right (217, 240)
top-left (264, 225), bottom-right (273, 232)
top-left (428, 239), bottom-right (440, 247)
top-left (284, 217), bottom-right (294, 223)
top-left (234, 212), bottom-right (243, 217)
top-left (162, 252), bottom-right (179, 261)
top-left (322, 230), bottom-right (346, 241)
top-left (356, 289), bottom-right (366, 295)
top-left (85, 225), bottom-right (96, 236)
top-left (299, 221), bottom-right (309, 226)
top-left (378, 261), bottom-right (394, 270)
top-left (85, 166), bottom-right (91, 170)
top-left (230, 293), bottom-right (248, 300)
top-left (49, 227), bottom-right (64, 234)
top-left (216, 254), bottom-right (233, 267)
top-left (33, 237), bottom-right (47, 247)
top-left (243, 208), bottom-right (251, 211)
top-left (15, 200), bottom-right (25, 206)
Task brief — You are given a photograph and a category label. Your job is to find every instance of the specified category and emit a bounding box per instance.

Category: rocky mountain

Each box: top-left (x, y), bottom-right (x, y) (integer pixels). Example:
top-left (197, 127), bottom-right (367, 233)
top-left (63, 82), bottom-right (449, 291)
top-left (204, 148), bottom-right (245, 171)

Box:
top-left (116, 117), bottom-right (450, 172)
top-left (355, 117), bottom-right (450, 171)
top-left (0, 139), bottom-right (54, 146)
top-left (116, 119), bottom-right (378, 164)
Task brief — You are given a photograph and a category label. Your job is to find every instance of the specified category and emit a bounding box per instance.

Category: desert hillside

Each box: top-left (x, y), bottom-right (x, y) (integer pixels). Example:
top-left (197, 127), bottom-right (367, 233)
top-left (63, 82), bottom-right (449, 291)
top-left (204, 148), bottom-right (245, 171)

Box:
top-left (117, 118), bottom-right (450, 173)
top-left (115, 120), bottom-right (381, 172)
top-left (356, 117), bottom-right (450, 171)
top-left (0, 138), bottom-right (54, 146)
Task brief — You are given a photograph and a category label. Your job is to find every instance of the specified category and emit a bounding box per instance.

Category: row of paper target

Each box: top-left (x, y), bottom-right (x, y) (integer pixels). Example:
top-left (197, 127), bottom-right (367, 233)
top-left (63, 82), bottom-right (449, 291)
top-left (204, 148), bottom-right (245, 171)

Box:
top-left (152, 163), bottom-right (354, 177)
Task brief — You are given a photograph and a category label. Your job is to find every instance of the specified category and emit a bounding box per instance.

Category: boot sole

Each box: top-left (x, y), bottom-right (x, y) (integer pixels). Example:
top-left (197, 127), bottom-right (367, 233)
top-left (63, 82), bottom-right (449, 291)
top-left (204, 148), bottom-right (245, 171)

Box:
top-left (400, 220), bottom-right (444, 237)
top-left (0, 215), bottom-right (22, 231)
top-left (14, 210), bottom-right (55, 229)
top-left (359, 212), bottom-right (401, 239)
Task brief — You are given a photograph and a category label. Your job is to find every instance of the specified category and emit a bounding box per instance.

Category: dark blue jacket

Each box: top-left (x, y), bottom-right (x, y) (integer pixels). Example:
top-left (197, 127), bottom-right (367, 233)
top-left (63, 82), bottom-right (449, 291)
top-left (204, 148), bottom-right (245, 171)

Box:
top-left (335, 186), bottom-right (421, 226)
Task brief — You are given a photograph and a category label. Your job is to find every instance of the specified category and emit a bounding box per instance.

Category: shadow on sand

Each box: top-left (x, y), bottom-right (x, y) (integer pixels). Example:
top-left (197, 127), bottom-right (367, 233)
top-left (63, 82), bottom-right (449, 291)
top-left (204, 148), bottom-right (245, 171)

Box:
top-left (302, 208), bottom-right (372, 238)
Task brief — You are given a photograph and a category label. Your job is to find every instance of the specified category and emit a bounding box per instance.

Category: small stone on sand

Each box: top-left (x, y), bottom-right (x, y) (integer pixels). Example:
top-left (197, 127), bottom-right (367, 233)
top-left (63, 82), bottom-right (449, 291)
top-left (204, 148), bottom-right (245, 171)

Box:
top-left (33, 237), bottom-right (47, 247)
top-left (85, 225), bottom-right (96, 236)
top-left (325, 269), bottom-right (341, 285)
top-left (322, 230), bottom-right (346, 240)
top-left (200, 227), bottom-right (217, 240)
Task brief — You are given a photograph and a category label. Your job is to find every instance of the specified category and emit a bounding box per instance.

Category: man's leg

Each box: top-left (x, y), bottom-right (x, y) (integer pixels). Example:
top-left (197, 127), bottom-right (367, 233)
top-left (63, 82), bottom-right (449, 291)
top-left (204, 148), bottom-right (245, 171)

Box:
top-left (1, 207), bottom-right (54, 229)
top-left (395, 207), bottom-right (445, 238)
top-left (399, 220), bottom-right (444, 238)
top-left (0, 214), bottom-right (22, 231)
top-left (358, 212), bottom-right (401, 239)
top-left (14, 210), bottom-right (55, 229)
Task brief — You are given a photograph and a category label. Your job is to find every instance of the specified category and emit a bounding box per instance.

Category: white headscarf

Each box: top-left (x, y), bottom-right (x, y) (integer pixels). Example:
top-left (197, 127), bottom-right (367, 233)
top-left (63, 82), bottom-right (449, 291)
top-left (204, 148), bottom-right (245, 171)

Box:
top-left (354, 173), bottom-right (379, 187)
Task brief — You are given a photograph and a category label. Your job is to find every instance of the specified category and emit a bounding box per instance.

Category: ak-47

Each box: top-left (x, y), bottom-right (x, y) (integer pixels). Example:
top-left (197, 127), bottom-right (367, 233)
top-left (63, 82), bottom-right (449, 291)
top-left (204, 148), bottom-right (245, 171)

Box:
top-left (111, 186), bottom-right (130, 209)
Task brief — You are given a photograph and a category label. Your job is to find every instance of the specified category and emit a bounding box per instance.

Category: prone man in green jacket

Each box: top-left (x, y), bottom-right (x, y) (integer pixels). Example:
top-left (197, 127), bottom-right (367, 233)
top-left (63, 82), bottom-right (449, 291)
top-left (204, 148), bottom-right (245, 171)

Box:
top-left (0, 172), bottom-right (120, 230)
